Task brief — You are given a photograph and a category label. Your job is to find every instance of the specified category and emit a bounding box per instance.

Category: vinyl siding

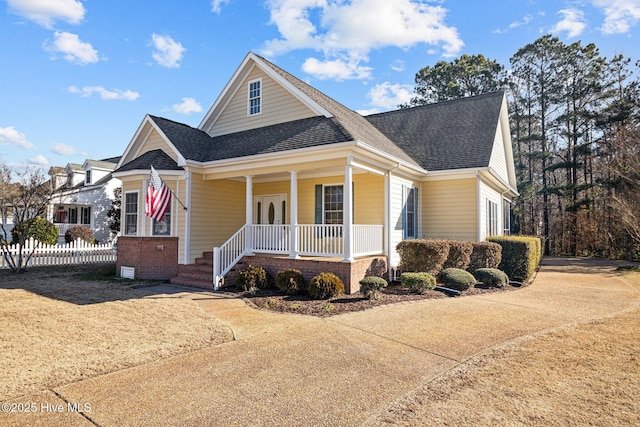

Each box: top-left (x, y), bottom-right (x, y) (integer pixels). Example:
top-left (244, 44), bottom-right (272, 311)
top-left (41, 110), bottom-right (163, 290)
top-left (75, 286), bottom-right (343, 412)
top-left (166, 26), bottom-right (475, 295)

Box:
top-left (421, 178), bottom-right (477, 242)
top-left (209, 66), bottom-right (317, 137)
top-left (389, 175), bottom-right (421, 267)
top-left (138, 129), bottom-right (179, 162)
top-left (478, 179), bottom-right (504, 241)
top-left (188, 176), bottom-right (245, 262)
top-left (488, 120), bottom-right (509, 184)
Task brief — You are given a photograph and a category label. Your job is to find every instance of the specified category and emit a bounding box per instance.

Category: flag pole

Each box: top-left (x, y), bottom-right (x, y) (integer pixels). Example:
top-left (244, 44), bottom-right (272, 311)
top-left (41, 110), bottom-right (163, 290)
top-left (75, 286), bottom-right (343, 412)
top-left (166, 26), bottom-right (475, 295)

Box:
top-left (150, 165), bottom-right (188, 211)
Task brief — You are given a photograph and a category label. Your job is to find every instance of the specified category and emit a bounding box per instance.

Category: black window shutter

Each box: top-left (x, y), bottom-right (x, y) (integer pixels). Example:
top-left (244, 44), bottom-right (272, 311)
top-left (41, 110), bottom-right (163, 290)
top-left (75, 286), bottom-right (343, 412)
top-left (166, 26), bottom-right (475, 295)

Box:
top-left (315, 184), bottom-right (322, 224)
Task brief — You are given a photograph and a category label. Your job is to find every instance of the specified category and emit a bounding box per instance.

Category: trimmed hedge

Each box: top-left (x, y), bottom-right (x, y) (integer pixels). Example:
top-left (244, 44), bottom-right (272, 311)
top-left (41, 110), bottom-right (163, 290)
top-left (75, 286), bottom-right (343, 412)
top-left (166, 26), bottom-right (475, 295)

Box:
top-left (396, 239), bottom-right (450, 275)
top-left (443, 241), bottom-right (473, 270)
top-left (359, 276), bottom-right (388, 300)
top-left (65, 225), bottom-right (95, 244)
top-left (468, 242), bottom-right (502, 272)
top-left (236, 265), bottom-right (271, 291)
top-left (276, 269), bottom-right (307, 295)
top-left (400, 272), bottom-right (437, 294)
top-left (439, 268), bottom-right (476, 291)
top-left (309, 272), bottom-right (345, 300)
top-left (487, 236), bottom-right (542, 282)
top-left (474, 268), bottom-right (509, 288)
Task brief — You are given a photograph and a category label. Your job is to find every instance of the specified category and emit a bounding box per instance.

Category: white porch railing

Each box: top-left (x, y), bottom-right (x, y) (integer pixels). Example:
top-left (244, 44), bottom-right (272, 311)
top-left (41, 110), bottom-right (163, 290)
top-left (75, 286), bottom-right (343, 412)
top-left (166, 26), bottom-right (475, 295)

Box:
top-left (353, 224), bottom-right (384, 256)
top-left (253, 224), bottom-right (290, 253)
top-left (212, 224), bottom-right (384, 290)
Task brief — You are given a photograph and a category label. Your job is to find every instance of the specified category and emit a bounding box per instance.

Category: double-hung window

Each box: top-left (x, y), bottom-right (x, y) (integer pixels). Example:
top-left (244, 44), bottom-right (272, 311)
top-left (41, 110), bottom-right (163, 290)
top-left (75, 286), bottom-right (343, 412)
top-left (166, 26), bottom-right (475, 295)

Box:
top-left (124, 192), bottom-right (138, 235)
top-left (487, 199), bottom-right (499, 236)
top-left (403, 186), bottom-right (418, 239)
top-left (80, 207), bottom-right (91, 225)
top-left (323, 185), bottom-right (343, 225)
top-left (248, 79), bottom-right (261, 116)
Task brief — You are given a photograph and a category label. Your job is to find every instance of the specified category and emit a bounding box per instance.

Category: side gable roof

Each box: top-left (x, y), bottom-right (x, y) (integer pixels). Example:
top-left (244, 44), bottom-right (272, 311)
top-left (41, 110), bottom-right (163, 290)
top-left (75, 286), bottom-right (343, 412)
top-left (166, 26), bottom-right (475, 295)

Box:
top-left (365, 91), bottom-right (505, 171)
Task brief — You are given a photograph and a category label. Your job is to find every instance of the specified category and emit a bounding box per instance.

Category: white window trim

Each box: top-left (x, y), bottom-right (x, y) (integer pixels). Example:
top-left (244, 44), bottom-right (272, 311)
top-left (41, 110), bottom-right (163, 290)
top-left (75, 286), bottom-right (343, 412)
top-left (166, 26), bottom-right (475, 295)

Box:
top-left (124, 190), bottom-right (139, 236)
top-left (247, 78), bottom-right (262, 117)
top-left (487, 199), bottom-right (499, 237)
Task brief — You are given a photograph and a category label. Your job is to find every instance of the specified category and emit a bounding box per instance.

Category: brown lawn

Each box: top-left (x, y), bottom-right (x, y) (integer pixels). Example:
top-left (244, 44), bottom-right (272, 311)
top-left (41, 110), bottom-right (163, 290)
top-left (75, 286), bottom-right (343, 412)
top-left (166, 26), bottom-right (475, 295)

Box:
top-left (368, 271), bottom-right (640, 426)
top-left (0, 265), bottom-right (233, 400)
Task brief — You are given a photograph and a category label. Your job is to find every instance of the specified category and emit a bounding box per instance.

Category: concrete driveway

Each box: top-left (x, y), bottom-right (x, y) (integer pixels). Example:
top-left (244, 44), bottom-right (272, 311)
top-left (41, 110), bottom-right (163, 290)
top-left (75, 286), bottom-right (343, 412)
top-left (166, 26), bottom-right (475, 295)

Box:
top-left (5, 257), bottom-right (640, 426)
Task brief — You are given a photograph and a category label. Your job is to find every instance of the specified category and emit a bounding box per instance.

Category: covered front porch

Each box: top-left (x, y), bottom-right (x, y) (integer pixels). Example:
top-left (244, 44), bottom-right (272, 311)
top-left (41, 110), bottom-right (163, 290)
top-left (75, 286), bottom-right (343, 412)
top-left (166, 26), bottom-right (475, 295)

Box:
top-left (211, 160), bottom-right (387, 290)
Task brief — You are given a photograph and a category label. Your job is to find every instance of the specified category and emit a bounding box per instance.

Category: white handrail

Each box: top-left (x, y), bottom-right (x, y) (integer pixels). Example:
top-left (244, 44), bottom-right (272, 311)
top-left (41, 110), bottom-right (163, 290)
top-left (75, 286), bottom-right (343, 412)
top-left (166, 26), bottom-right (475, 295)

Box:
top-left (213, 224), bottom-right (248, 290)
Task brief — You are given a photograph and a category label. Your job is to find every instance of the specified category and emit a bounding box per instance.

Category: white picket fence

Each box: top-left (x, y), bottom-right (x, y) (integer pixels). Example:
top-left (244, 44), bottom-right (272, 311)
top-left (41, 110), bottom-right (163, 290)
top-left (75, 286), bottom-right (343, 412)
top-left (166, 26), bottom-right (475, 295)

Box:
top-left (1, 238), bottom-right (117, 269)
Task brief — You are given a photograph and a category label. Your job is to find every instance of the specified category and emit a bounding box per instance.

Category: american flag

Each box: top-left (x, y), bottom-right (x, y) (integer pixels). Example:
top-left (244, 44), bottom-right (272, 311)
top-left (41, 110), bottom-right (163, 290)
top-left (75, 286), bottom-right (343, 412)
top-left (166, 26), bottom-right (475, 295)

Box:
top-left (145, 166), bottom-right (171, 221)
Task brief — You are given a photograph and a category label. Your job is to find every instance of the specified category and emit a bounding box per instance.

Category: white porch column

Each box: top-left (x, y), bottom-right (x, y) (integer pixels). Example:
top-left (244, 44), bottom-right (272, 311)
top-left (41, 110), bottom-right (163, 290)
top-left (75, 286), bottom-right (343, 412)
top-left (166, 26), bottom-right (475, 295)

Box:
top-left (245, 175), bottom-right (254, 255)
top-left (289, 171), bottom-right (299, 259)
top-left (343, 163), bottom-right (354, 262)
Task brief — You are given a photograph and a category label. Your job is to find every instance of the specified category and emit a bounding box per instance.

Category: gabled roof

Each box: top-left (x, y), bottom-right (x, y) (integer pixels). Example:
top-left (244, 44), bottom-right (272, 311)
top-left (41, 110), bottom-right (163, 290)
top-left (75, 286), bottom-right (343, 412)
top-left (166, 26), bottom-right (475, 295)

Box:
top-left (252, 54), bottom-right (420, 167)
top-left (365, 91), bottom-right (505, 171)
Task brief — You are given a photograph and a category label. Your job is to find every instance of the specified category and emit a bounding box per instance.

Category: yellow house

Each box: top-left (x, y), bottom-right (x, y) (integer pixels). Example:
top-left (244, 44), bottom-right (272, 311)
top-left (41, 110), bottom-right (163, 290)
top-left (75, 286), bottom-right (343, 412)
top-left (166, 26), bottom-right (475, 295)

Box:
top-left (113, 52), bottom-right (518, 293)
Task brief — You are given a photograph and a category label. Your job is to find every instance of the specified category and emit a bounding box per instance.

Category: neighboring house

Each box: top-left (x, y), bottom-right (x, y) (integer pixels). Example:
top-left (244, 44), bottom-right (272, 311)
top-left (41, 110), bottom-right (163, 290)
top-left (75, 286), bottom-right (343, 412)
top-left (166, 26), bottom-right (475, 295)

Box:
top-left (113, 52), bottom-right (518, 292)
top-left (48, 157), bottom-right (122, 243)
top-left (0, 202), bottom-right (15, 241)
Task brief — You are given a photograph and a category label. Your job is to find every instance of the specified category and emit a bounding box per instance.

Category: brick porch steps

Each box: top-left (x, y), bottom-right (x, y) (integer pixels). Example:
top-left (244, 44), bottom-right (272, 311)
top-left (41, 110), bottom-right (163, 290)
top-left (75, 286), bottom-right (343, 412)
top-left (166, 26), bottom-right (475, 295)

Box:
top-left (169, 251), bottom-right (246, 290)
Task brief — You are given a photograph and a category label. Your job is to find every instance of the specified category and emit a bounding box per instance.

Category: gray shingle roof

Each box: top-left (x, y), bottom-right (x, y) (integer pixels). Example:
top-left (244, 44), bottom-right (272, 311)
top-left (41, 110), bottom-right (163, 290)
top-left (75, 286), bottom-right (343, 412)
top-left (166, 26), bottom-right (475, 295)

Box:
top-left (365, 91), bottom-right (505, 171)
top-left (116, 149), bottom-right (182, 172)
top-left (255, 54), bottom-right (421, 167)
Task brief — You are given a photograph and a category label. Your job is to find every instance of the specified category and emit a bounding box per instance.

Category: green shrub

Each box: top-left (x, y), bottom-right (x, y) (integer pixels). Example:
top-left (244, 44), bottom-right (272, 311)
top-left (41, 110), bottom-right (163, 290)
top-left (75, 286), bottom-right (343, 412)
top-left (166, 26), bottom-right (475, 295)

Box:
top-left (65, 225), bottom-right (95, 244)
top-left (443, 241), bottom-right (473, 270)
top-left (275, 269), bottom-right (307, 295)
top-left (308, 272), bottom-right (345, 300)
top-left (468, 242), bottom-right (502, 272)
top-left (400, 272), bottom-right (436, 294)
top-left (474, 268), bottom-right (509, 288)
top-left (487, 236), bottom-right (542, 282)
top-left (396, 239), bottom-right (450, 275)
top-left (439, 268), bottom-right (477, 291)
top-left (236, 265), bottom-right (271, 292)
top-left (11, 217), bottom-right (58, 245)
top-left (359, 276), bottom-right (388, 300)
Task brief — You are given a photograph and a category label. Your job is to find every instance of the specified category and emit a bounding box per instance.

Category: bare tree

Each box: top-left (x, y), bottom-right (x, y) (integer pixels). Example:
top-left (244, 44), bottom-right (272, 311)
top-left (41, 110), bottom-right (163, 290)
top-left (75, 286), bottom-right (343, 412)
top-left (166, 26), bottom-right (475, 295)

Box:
top-left (0, 163), bottom-right (54, 272)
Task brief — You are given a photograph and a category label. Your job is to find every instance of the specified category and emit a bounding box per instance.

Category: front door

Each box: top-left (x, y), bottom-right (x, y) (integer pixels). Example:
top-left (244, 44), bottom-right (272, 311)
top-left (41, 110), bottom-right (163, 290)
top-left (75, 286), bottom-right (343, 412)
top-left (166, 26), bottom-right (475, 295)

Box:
top-left (254, 194), bottom-right (287, 252)
top-left (255, 194), bottom-right (286, 225)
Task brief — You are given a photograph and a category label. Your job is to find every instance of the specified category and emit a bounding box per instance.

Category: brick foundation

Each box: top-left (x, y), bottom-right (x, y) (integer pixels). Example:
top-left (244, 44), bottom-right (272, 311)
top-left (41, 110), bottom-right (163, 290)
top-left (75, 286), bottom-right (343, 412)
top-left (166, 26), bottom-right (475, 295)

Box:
top-left (116, 236), bottom-right (179, 280)
top-left (232, 254), bottom-right (387, 294)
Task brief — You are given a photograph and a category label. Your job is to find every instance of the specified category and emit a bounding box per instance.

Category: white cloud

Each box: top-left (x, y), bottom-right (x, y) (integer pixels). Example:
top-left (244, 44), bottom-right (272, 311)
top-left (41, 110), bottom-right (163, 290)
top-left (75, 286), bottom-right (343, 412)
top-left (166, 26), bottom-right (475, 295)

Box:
top-left (171, 97), bottom-right (203, 114)
top-left (367, 82), bottom-right (414, 109)
top-left (211, 0), bottom-right (231, 14)
top-left (7, 0), bottom-right (85, 29)
top-left (151, 34), bottom-right (186, 68)
top-left (68, 86), bottom-right (140, 101)
top-left (262, 0), bottom-right (463, 80)
top-left (51, 143), bottom-right (86, 156)
top-left (45, 31), bottom-right (99, 65)
top-left (592, 0), bottom-right (640, 34)
top-left (0, 126), bottom-right (35, 150)
top-left (390, 60), bottom-right (405, 72)
top-left (27, 154), bottom-right (48, 166)
top-left (551, 8), bottom-right (587, 38)
top-left (302, 56), bottom-right (372, 80)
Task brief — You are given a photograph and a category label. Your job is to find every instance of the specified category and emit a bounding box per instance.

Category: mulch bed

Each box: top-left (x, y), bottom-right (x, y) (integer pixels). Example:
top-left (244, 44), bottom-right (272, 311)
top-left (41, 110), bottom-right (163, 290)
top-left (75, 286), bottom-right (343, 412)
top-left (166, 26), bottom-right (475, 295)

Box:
top-left (226, 282), bottom-right (522, 317)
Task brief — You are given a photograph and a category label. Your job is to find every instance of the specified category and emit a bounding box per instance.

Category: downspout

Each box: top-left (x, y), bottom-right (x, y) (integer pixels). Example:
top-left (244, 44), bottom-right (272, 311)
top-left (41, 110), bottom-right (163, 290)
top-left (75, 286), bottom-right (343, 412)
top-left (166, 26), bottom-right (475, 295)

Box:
top-left (477, 171), bottom-right (482, 242)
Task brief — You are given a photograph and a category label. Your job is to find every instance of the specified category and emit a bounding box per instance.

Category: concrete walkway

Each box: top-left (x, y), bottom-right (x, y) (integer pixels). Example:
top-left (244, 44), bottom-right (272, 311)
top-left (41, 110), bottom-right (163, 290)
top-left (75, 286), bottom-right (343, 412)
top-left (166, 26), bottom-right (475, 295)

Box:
top-left (6, 257), bottom-right (640, 426)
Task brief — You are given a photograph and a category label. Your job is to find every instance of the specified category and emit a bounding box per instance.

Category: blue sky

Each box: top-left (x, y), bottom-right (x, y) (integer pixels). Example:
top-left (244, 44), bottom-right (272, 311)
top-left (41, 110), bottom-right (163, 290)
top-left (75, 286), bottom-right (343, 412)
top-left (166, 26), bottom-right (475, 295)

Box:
top-left (1, 0), bottom-right (639, 170)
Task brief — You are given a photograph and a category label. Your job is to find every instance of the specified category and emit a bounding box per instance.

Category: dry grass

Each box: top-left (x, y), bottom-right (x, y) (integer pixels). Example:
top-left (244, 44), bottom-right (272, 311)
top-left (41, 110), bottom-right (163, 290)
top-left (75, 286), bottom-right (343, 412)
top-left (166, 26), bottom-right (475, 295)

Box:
top-left (368, 271), bottom-right (640, 426)
top-left (0, 265), bottom-right (233, 400)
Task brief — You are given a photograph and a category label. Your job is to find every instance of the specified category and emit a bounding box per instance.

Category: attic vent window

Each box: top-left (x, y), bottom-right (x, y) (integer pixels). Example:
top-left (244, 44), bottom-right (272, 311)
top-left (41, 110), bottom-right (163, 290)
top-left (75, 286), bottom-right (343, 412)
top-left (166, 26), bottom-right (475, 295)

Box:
top-left (248, 78), bottom-right (261, 116)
